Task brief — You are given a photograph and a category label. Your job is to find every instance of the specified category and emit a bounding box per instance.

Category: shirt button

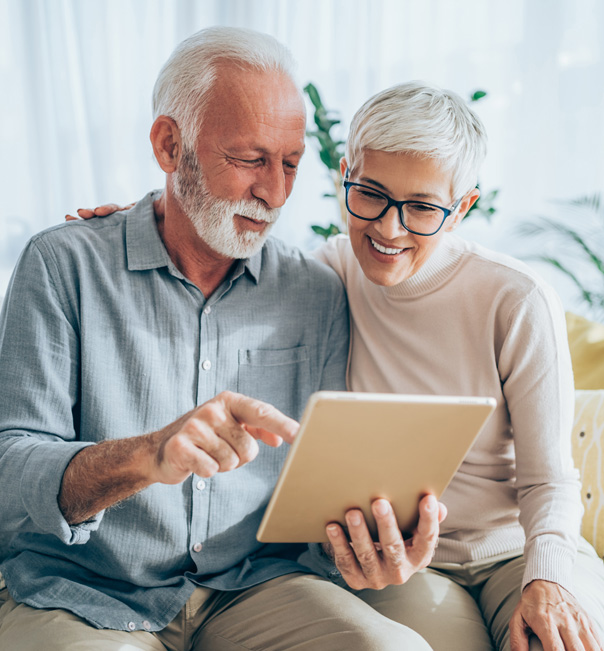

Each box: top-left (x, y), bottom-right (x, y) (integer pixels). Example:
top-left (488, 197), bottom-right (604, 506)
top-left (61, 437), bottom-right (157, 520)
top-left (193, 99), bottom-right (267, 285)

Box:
top-left (193, 542), bottom-right (203, 553)
top-left (201, 360), bottom-right (212, 371)
top-left (196, 479), bottom-right (206, 491)
top-left (142, 620), bottom-right (151, 631)
top-left (127, 621), bottom-right (136, 631)
top-left (203, 306), bottom-right (212, 315)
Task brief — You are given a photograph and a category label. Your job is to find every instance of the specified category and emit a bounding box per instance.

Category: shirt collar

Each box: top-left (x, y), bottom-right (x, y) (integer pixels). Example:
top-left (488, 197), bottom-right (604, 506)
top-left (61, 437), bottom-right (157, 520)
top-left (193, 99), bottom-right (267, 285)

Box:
top-left (126, 191), bottom-right (172, 272)
top-left (242, 248), bottom-right (262, 284)
top-left (125, 190), bottom-right (262, 284)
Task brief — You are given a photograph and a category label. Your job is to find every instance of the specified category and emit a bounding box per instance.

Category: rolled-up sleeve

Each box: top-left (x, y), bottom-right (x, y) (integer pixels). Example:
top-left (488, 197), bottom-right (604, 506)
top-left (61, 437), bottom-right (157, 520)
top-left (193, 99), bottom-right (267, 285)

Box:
top-left (0, 239), bottom-right (102, 544)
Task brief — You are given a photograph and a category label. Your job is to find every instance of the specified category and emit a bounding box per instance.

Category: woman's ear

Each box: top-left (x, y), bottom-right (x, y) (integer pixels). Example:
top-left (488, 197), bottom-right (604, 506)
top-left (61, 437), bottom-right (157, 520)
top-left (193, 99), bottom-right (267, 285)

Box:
top-left (447, 187), bottom-right (481, 231)
top-left (150, 116), bottom-right (181, 173)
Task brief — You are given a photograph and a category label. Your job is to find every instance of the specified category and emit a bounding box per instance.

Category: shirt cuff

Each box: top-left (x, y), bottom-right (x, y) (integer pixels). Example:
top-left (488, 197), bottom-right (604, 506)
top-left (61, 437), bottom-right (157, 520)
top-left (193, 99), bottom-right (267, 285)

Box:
top-left (20, 441), bottom-right (104, 544)
top-left (297, 543), bottom-right (348, 588)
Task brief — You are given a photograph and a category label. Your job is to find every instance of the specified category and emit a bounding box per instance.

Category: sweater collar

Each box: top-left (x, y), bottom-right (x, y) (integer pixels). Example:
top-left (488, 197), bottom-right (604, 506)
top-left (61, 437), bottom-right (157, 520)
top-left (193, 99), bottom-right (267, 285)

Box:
top-left (381, 234), bottom-right (464, 299)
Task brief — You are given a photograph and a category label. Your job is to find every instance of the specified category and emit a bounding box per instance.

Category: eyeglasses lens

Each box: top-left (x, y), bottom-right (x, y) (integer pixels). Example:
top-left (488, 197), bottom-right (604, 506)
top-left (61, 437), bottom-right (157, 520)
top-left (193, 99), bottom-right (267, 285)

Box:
top-left (347, 186), bottom-right (445, 235)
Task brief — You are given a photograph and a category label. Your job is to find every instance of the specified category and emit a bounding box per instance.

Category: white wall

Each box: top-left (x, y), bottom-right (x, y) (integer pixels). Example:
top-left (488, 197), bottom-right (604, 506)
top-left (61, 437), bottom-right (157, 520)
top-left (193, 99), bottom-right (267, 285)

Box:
top-left (1, 0), bottom-right (603, 317)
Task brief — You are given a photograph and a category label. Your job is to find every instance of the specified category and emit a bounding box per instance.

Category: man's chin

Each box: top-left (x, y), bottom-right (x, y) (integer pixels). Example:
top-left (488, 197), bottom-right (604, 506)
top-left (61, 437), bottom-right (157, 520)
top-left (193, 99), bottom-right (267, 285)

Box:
top-left (209, 231), bottom-right (271, 260)
top-left (187, 209), bottom-right (275, 259)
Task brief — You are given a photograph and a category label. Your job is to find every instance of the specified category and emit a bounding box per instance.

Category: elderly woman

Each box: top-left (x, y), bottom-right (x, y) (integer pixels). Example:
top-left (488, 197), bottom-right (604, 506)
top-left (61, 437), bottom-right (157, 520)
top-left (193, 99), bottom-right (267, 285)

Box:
top-left (314, 81), bottom-right (604, 651)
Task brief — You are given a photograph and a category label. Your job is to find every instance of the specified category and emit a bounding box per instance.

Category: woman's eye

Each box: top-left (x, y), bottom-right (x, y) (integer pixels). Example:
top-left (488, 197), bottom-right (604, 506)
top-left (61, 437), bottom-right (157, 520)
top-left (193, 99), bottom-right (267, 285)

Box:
top-left (358, 190), bottom-right (384, 201)
top-left (408, 202), bottom-right (438, 213)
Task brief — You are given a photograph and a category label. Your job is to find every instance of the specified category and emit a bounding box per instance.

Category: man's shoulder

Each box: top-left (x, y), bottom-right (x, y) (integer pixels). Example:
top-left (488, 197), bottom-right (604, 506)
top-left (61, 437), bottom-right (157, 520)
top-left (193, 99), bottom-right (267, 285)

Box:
top-left (27, 211), bottom-right (129, 260)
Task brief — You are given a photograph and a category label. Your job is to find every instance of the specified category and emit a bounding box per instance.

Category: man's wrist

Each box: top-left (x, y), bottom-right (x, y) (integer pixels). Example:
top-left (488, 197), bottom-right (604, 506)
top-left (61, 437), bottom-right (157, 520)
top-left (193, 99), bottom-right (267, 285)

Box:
top-left (59, 435), bottom-right (157, 524)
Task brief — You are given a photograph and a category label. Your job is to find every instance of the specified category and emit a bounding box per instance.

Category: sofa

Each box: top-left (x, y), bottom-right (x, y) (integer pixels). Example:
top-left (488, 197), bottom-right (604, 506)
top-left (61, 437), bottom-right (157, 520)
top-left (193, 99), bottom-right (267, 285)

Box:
top-left (567, 312), bottom-right (604, 558)
top-left (1, 313), bottom-right (603, 593)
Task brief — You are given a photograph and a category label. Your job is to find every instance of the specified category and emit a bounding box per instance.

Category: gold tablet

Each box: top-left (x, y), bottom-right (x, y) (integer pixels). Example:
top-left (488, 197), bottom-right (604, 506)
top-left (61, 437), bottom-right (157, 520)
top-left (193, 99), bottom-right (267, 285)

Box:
top-left (257, 391), bottom-right (496, 543)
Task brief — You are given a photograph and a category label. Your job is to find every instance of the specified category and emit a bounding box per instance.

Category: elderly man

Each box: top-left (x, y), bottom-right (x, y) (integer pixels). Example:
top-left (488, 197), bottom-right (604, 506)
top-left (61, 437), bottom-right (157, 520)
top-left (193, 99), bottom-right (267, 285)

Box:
top-left (0, 27), bottom-right (439, 650)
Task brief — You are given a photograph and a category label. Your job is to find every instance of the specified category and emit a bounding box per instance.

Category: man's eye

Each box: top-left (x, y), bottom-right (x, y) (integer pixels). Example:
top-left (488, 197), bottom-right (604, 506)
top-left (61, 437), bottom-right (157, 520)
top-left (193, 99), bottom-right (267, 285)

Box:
top-left (230, 157), bottom-right (263, 166)
top-left (284, 162), bottom-right (298, 173)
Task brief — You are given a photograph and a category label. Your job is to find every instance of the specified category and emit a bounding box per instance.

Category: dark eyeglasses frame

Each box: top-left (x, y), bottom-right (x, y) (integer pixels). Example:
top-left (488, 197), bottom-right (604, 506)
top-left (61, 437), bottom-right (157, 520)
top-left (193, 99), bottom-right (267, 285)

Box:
top-left (343, 179), bottom-right (462, 237)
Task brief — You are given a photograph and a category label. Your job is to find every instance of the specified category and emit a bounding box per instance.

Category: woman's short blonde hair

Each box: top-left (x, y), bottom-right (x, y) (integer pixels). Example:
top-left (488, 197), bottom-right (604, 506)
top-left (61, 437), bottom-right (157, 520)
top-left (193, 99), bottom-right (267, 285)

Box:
top-left (346, 81), bottom-right (488, 199)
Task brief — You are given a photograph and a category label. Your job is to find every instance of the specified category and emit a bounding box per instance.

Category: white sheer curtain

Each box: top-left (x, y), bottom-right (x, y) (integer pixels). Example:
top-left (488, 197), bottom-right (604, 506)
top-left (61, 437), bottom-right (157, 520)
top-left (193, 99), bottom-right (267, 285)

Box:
top-left (2, 0), bottom-right (603, 312)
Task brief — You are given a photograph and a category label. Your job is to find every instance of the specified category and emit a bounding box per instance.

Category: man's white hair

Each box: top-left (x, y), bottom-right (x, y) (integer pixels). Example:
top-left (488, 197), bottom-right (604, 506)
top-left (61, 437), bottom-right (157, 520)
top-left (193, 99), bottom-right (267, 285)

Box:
top-left (152, 26), bottom-right (298, 147)
top-left (346, 81), bottom-right (488, 199)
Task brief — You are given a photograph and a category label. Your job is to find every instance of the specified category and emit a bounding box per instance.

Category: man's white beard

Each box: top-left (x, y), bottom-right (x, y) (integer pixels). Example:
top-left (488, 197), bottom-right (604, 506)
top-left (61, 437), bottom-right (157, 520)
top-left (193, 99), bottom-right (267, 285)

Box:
top-left (172, 146), bottom-right (281, 259)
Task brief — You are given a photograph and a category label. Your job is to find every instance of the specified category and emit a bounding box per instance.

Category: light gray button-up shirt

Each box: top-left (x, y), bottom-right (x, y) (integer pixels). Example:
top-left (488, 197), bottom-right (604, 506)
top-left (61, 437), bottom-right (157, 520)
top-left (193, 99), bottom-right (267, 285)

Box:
top-left (0, 191), bottom-right (349, 631)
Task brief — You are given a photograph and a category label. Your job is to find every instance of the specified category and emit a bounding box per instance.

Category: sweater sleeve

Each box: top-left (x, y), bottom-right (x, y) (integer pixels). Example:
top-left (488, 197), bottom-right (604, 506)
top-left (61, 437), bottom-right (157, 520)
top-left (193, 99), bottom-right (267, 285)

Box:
top-left (498, 283), bottom-right (581, 594)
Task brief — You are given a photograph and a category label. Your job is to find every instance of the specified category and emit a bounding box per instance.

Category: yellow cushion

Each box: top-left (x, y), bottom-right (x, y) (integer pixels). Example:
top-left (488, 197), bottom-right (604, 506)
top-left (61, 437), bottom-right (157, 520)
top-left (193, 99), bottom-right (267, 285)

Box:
top-left (566, 312), bottom-right (604, 390)
top-left (572, 390), bottom-right (604, 557)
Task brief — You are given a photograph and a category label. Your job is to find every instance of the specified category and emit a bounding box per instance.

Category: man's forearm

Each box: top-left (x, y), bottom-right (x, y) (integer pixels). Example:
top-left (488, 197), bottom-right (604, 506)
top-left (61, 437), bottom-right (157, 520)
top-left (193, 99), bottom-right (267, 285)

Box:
top-left (59, 434), bottom-right (157, 524)
top-left (58, 393), bottom-right (298, 525)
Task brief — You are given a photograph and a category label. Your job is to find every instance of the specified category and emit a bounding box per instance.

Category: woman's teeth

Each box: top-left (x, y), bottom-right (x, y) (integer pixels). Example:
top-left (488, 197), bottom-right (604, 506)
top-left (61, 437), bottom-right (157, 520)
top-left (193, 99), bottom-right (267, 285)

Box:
top-left (370, 238), bottom-right (404, 255)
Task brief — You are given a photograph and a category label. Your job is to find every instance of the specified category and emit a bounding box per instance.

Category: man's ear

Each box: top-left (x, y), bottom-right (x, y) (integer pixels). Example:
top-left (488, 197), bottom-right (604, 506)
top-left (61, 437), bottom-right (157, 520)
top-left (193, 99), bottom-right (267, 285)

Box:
top-left (150, 116), bottom-right (181, 173)
top-left (340, 157), bottom-right (348, 178)
top-left (447, 187), bottom-right (481, 231)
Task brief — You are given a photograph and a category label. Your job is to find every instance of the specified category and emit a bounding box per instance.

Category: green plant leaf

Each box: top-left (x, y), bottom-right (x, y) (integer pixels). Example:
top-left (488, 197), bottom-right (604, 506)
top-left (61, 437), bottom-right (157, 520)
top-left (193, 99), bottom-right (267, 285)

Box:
top-left (304, 83), bottom-right (322, 109)
top-left (565, 194), bottom-right (602, 213)
top-left (528, 256), bottom-right (594, 302)
top-left (320, 149), bottom-right (336, 170)
top-left (524, 219), bottom-right (603, 274)
top-left (522, 193), bottom-right (604, 316)
top-left (311, 223), bottom-right (342, 240)
top-left (311, 225), bottom-right (329, 237)
top-left (470, 90), bottom-right (487, 102)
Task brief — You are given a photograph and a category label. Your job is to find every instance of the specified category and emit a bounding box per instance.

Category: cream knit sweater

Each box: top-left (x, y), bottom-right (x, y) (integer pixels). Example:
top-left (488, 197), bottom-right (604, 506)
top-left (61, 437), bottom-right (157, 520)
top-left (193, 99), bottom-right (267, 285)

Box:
top-left (316, 233), bottom-right (582, 592)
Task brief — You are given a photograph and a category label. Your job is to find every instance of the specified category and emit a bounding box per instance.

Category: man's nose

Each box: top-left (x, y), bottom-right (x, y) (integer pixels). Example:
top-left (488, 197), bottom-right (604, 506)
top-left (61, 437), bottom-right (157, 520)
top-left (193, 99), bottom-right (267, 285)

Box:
top-left (251, 163), bottom-right (288, 209)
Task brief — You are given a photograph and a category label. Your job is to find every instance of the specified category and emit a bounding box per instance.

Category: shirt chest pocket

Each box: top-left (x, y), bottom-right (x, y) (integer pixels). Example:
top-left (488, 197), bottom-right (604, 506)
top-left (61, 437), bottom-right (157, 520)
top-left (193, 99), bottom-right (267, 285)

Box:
top-left (237, 346), bottom-right (310, 420)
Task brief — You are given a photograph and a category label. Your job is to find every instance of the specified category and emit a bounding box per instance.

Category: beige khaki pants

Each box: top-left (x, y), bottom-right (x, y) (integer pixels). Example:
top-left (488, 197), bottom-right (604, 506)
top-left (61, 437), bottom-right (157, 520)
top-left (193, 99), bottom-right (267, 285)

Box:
top-left (358, 538), bottom-right (604, 651)
top-left (0, 572), bottom-right (430, 651)
top-left (1, 540), bottom-right (603, 650)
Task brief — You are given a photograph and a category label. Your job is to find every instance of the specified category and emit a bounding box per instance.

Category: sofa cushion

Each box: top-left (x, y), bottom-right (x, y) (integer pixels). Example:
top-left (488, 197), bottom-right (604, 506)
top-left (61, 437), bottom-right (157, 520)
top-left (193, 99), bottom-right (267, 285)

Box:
top-left (572, 390), bottom-right (604, 557)
top-left (566, 312), bottom-right (604, 390)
